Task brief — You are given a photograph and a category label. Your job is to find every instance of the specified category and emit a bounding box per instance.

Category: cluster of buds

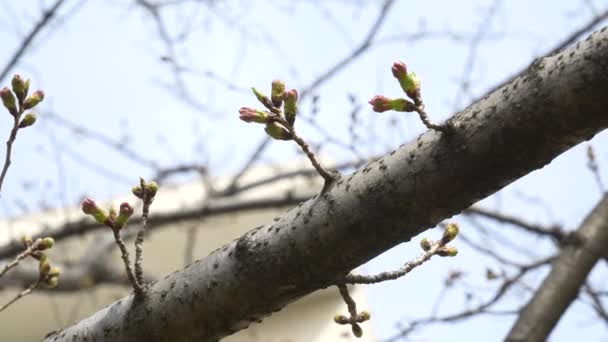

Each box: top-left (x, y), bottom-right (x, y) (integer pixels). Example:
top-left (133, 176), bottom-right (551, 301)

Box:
top-left (21, 235), bottom-right (60, 288)
top-left (82, 198), bottom-right (134, 231)
top-left (0, 74), bottom-right (44, 128)
top-left (368, 61), bottom-right (421, 113)
top-left (239, 79), bottom-right (299, 141)
top-left (132, 179), bottom-right (159, 204)
top-left (420, 222), bottom-right (460, 257)
top-left (334, 311), bottom-right (371, 338)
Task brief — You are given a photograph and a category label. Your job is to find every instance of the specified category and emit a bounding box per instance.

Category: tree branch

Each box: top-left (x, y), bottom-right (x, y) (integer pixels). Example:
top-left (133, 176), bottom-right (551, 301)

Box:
top-left (505, 194), bottom-right (608, 341)
top-left (42, 27), bottom-right (608, 342)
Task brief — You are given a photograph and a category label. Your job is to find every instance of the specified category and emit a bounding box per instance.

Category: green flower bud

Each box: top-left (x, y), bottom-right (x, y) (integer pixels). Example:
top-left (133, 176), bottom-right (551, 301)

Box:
top-left (334, 314), bottom-right (349, 324)
top-left (351, 324), bottom-right (363, 338)
top-left (11, 75), bottom-right (28, 103)
top-left (18, 113), bottom-right (36, 128)
top-left (21, 234), bottom-right (33, 246)
top-left (38, 237), bottom-right (55, 250)
top-left (402, 72), bottom-right (421, 100)
top-left (264, 123), bottom-right (292, 141)
top-left (145, 181), bottom-right (159, 198)
top-left (357, 311), bottom-right (371, 322)
top-left (132, 185), bottom-right (143, 199)
top-left (283, 89), bottom-right (298, 125)
top-left (437, 246), bottom-right (458, 257)
top-left (23, 90), bottom-right (44, 110)
top-left (0, 87), bottom-right (18, 116)
top-left (39, 257), bottom-right (51, 277)
top-left (48, 266), bottom-right (61, 278)
top-left (45, 276), bottom-right (59, 288)
top-left (252, 87), bottom-right (274, 109)
top-left (441, 223), bottom-right (459, 244)
top-left (271, 80), bottom-right (286, 107)
top-left (420, 237), bottom-right (432, 251)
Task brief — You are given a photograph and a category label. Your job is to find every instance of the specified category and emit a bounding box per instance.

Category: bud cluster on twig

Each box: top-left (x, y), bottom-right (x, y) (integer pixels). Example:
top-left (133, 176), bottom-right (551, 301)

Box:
top-left (0, 235), bottom-right (60, 313)
top-left (239, 80), bottom-right (335, 183)
top-left (81, 179), bottom-right (158, 297)
top-left (369, 61), bottom-right (450, 132)
top-left (0, 75), bottom-right (45, 193)
top-left (334, 223), bottom-right (461, 338)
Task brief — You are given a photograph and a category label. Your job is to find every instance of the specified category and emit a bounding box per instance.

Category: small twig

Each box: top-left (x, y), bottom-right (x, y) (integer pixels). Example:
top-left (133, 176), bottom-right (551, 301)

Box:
top-left (274, 116), bottom-right (334, 184)
top-left (0, 238), bottom-right (42, 279)
top-left (134, 178), bottom-right (156, 289)
top-left (586, 144), bottom-right (606, 194)
top-left (0, 0), bottom-right (67, 82)
top-left (0, 112), bottom-right (21, 193)
top-left (335, 284), bottom-right (369, 338)
top-left (0, 281), bottom-right (39, 313)
top-left (344, 224), bottom-right (459, 285)
top-left (413, 102), bottom-right (450, 133)
top-left (111, 228), bottom-right (144, 296)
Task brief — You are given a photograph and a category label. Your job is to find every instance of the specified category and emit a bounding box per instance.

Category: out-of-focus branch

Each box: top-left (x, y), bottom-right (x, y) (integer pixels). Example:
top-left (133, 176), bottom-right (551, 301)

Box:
top-left (0, 0), bottom-right (68, 83)
top-left (505, 194), bottom-right (608, 342)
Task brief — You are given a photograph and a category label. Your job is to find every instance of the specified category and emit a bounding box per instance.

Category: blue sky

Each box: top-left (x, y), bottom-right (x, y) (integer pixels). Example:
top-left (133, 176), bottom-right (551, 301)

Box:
top-left (1, 0), bottom-right (608, 341)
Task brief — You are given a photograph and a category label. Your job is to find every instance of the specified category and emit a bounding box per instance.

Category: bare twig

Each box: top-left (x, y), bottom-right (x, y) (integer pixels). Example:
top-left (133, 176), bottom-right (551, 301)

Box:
top-left (0, 0), bottom-right (67, 82)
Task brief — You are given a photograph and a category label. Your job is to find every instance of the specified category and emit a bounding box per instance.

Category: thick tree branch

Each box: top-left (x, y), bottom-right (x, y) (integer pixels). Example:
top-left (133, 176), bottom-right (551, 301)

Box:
top-left (42, 27), bottom-right (608, 341)
top-left (505, 194), bottom-right (608, 342)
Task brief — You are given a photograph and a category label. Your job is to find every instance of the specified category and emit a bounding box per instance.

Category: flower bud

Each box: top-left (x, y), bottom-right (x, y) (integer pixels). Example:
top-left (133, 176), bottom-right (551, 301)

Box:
top-left (437, 246), bottom-right (458, 257)
top-left (48, 266), bottom-right (61, 277)
top-left (271, 80), bottom-right (286, 107)
top-left (22, 234), bottom-right (33, 246)
top-left (239, 107), bottom-right (270, 124)
top-left (334, 314), bottom-right (349, 324)
top-left (18, 113), bottom-right (36, 128)
top-left (402, 72), bottom-right (421, 100)
top-left (38, 237), bottom-right (55, 250)
top-left (81, 198), bottom-right (109, 224)
top-left (115, 202), bottom-right (134, 229)
top-left (251, 87), bottom-right (274, 109)
top-left (11, 75), bottom-right (29, 103)
top-left (391, 61), bottom-right (407, 80)
top-left (132, 185), bottom-right (143, 198)
top-left (264, 123), bottom-right (292, 141)
top-left (145, 181), bottom-right (159, 198)
top-left (283, 89), bottom-right (298, 125)
top-left (45, 276), bottom-right (59, 288)
top-left (368, 96), bottom-right (416, 113)
top-left (420, 237), bottom-right (432, 251)
top-left (39, 256), bottom-right (51, 277)
top-left (357, 311), bottom-right (371, 322)
top-left (23, 90), bottom-right (44, 110)
top-left (0, 87), bottom-right (18, 116)
top-left (351, 324), bottom-right (363, 338)
top-left (441, 223), bottom-right (459, 244)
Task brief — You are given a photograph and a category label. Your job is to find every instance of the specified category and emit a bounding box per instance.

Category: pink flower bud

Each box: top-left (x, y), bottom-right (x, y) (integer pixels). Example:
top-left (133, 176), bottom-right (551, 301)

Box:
top-left (368, 95), bottom-right (393, 112)
top-left (391, 61), bottom-right (408, 80)
top-left (81, 198), bottom-right (99, 215)
top-left (239, 107), bottom-right (270, 124)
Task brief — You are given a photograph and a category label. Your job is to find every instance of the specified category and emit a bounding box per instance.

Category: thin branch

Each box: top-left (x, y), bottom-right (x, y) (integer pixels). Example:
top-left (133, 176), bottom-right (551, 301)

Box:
top-left (0, 0), bottom-right (67, 82)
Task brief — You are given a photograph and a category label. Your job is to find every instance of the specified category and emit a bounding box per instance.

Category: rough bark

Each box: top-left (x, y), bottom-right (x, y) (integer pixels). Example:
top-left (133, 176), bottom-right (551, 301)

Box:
top-left (505, 194), bottom-right (608, 342)
top-left (42, 27), bottom-right (608, 342)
